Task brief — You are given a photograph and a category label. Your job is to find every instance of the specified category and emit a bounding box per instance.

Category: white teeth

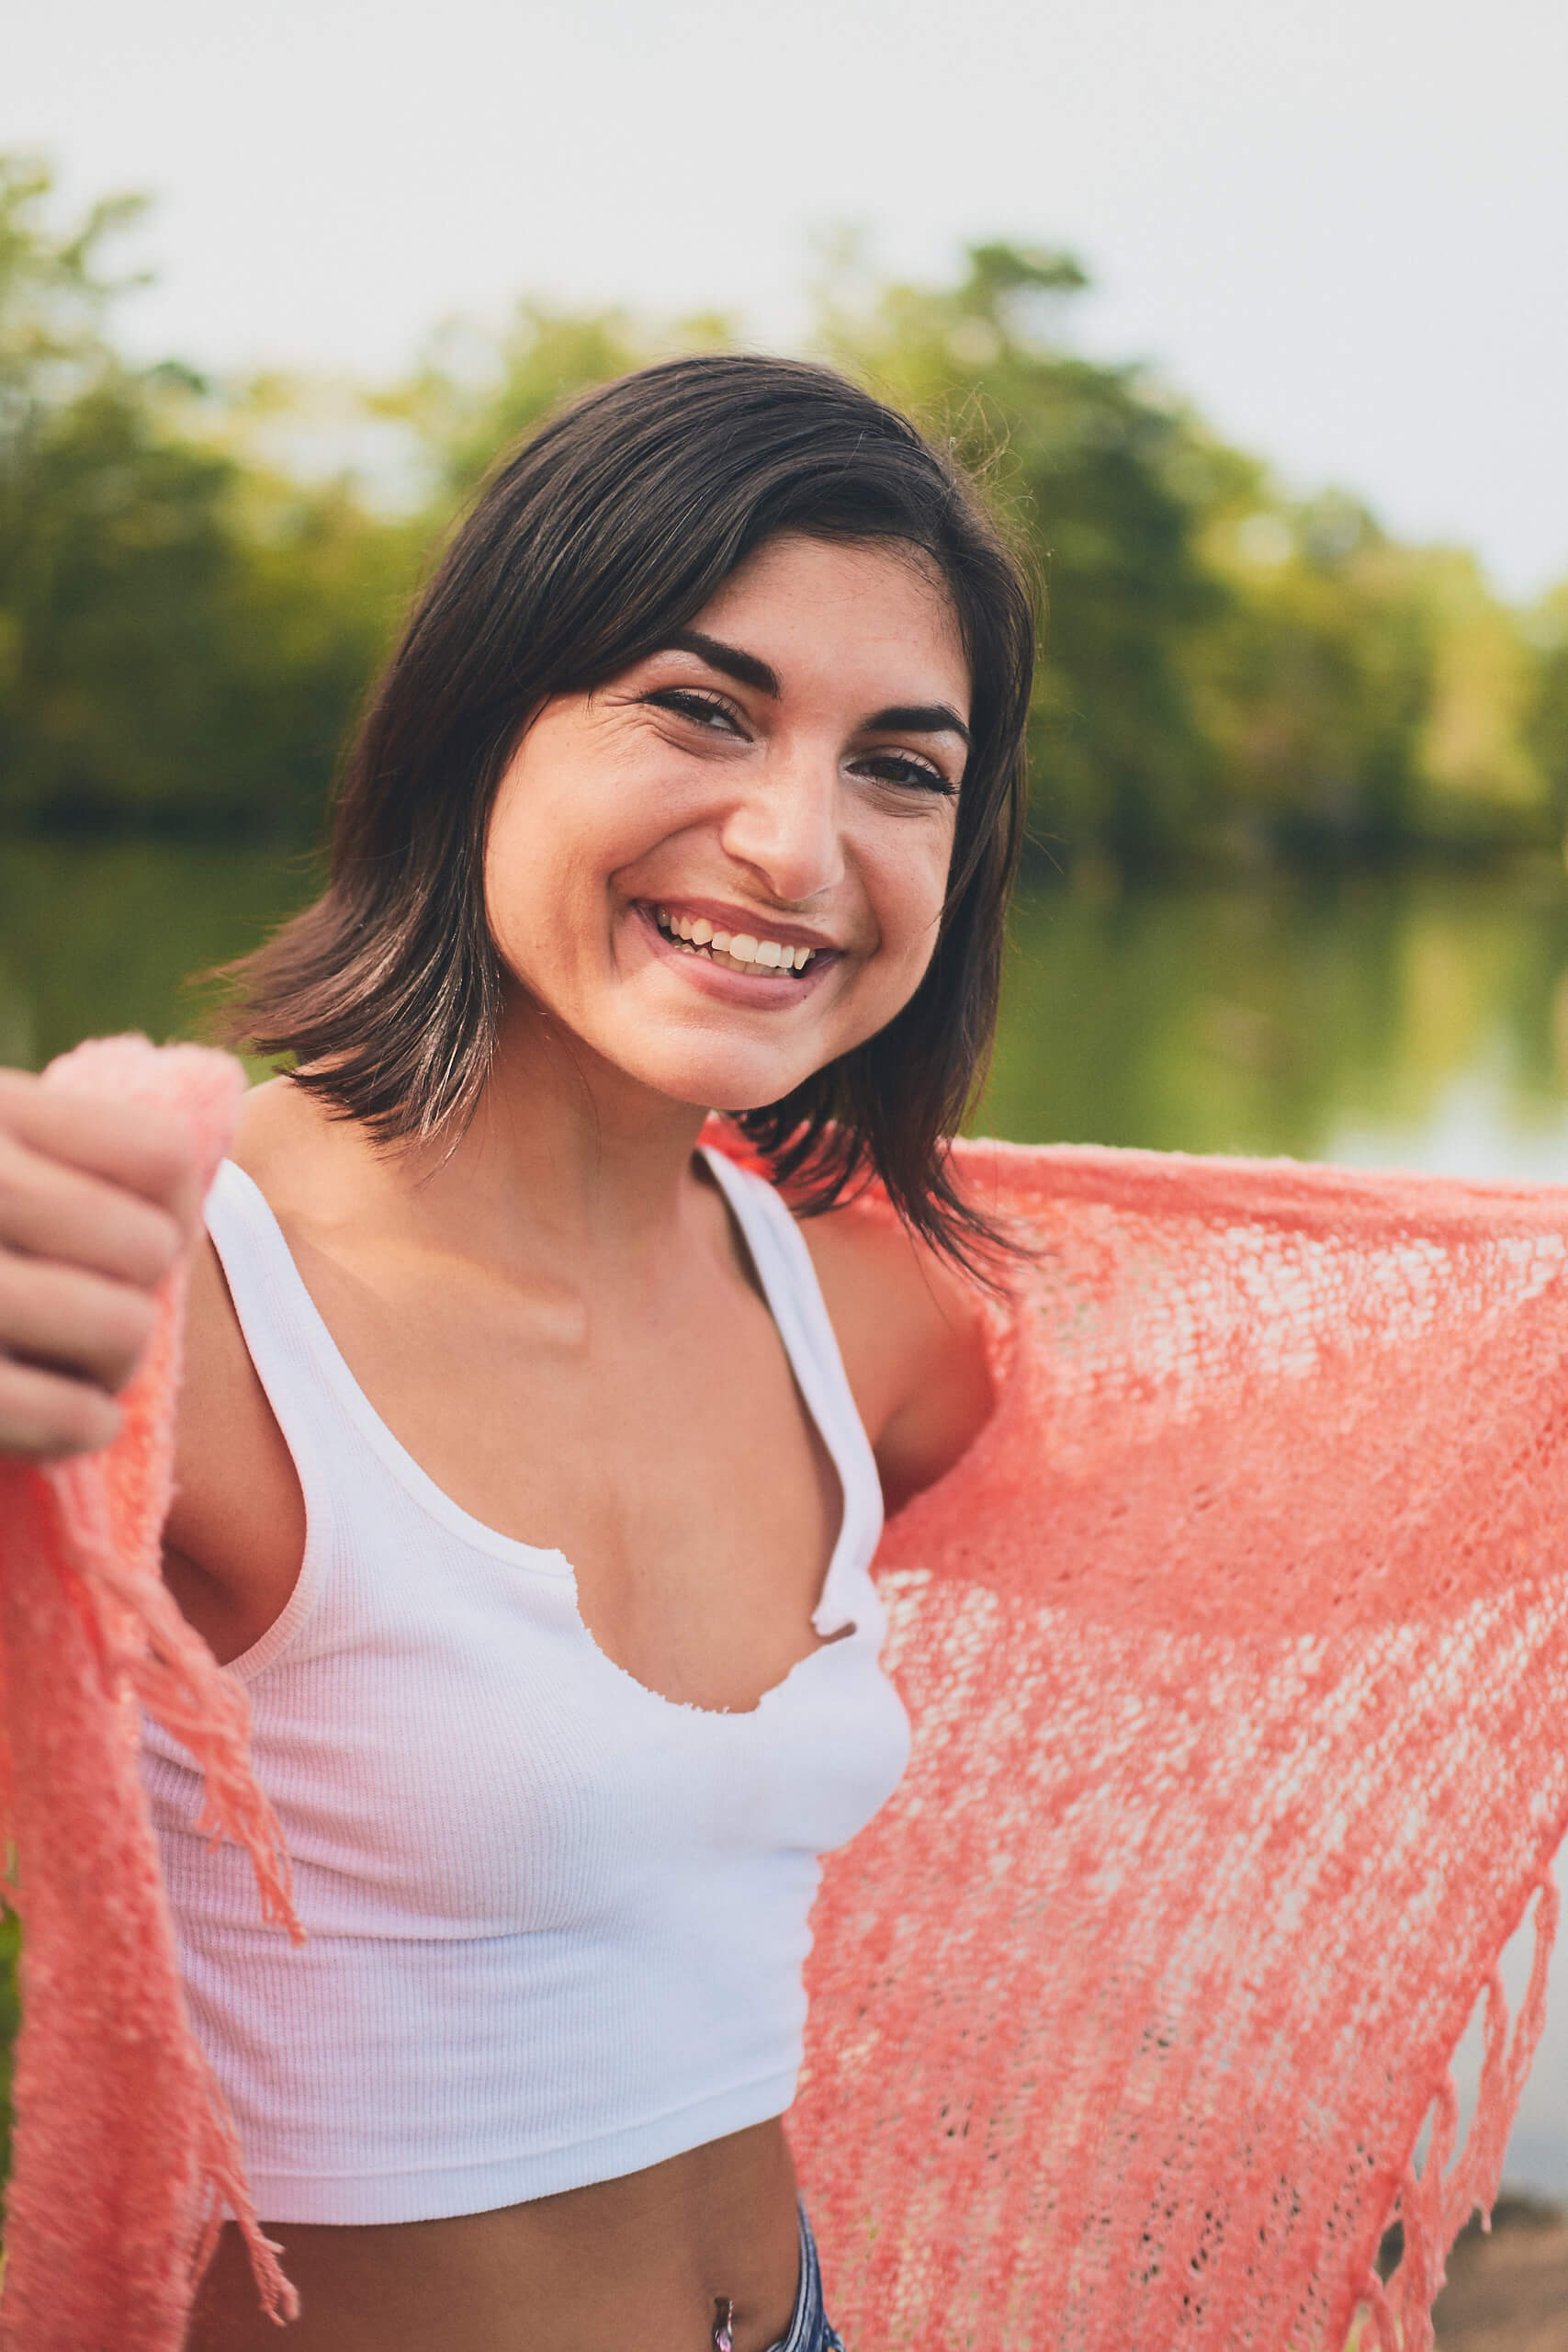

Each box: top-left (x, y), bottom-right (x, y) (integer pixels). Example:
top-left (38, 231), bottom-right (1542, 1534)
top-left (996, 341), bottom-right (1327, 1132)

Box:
top-left (653, 909), bottom-right (817, 975)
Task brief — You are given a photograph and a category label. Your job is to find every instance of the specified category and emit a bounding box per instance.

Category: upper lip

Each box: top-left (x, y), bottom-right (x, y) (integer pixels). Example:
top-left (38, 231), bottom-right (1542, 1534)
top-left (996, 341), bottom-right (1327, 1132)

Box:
top-left (641, 896), bottom-right (843, 953)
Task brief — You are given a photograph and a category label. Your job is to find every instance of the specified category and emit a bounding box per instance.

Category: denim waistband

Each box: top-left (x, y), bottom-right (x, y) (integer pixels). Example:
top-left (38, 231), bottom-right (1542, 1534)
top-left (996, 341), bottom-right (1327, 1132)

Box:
top-left (761, 2200), bottom-right (843, 2352)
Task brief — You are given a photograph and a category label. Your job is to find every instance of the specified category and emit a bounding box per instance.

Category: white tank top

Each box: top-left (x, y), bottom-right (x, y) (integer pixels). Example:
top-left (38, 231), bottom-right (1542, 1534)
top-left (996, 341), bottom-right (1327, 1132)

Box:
top-left (140, 1148), bottom-right (910, 2224)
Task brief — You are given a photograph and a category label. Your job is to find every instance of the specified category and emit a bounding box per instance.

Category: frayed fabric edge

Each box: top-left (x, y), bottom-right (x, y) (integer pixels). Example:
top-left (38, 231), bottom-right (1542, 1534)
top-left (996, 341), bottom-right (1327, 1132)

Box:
top-left (2, 1037), bottom-right (304, 2335)
top-left (1351, 1872), bottom-right (1560, 2352)
top-left (45, 1456), bottom-right (306, 2324)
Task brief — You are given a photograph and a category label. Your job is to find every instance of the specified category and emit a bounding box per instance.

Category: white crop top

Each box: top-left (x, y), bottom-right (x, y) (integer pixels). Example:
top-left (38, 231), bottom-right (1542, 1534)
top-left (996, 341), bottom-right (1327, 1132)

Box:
top-left (140, 1149), bottom-right (910, 2225)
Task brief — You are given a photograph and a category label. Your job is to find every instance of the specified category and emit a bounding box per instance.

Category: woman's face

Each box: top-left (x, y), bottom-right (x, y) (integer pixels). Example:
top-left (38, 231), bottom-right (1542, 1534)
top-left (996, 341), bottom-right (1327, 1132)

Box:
top-left (484, 531), bottom-right (972, 1113)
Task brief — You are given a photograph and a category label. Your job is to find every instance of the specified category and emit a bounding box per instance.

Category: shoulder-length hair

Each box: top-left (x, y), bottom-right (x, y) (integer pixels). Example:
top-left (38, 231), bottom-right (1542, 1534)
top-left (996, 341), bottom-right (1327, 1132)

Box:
top-left (220, 354), bottom-right (1036, 1272)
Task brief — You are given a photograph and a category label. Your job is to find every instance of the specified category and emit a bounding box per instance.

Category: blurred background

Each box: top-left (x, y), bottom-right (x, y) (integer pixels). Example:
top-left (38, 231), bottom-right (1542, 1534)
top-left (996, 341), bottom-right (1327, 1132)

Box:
top-left (3, 0), bottom-right (1567, 2278)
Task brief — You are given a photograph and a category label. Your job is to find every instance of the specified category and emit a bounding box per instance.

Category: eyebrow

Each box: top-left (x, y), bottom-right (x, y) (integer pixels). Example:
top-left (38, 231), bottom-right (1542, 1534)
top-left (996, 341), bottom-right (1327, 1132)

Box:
top-left (660, 628), bottom-right (780, 696)
top-left (866, 702), bottom-right (972, 750)
top-left (657, 631), bottom-right (973, 749)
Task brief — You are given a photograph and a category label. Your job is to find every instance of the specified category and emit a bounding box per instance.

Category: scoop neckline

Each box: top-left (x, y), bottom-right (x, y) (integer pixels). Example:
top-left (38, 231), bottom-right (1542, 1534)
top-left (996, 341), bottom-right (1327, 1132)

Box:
top-left (211, 1151), bottom-right (859, 1632)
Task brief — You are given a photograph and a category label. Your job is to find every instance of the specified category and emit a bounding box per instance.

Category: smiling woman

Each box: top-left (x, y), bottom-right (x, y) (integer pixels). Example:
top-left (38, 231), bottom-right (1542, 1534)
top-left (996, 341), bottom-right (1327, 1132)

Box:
top-left (6, 354), bottom-right (1568, 2352)
top-left (0, 356), bottom-right (1034, 2352)
top-left (221, 357), bottom-right (1034, 1274)
top-left (478, 536), bottom-right (971, 1136)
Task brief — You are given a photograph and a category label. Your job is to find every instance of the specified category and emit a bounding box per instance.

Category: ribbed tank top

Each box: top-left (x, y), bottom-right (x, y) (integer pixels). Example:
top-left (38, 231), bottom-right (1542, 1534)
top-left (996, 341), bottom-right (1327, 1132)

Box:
top-left (140, 1149), bottom-right (910, 2225)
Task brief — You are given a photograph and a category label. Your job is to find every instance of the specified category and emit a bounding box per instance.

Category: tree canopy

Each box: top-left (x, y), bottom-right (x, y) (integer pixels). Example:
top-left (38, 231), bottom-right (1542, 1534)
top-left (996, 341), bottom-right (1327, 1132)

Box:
top-left (1, 155), bottom-right (1562, 876)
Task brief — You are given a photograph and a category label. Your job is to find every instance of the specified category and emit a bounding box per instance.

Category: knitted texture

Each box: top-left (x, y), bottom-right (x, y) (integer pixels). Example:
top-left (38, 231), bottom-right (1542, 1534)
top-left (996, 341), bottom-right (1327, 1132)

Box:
top-left (2, 1050), bottom-right (1566, 2351)
top-left (785, 1138), bottom-right (1568, 2352)
top-left (0, 1038), bottom-right (301, 2352)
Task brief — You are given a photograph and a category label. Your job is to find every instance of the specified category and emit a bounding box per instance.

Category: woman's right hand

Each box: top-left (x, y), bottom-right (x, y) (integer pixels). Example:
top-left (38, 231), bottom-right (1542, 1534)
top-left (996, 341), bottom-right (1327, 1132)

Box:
top-left (0, 1067), bottom-right (202, 1460)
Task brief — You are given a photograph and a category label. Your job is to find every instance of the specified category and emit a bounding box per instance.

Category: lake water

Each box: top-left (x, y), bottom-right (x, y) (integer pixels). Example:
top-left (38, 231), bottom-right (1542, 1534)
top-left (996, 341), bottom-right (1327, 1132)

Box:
top-left (4, 842), bottom-right (1567, 2193)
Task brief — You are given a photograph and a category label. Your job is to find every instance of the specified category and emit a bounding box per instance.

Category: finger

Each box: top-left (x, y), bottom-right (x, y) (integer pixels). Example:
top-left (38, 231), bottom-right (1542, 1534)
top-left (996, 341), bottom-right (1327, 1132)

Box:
top-left (0, 1358), bottom-right (121, 1460)
top-left (0, 1130), bottom-right (186, 1289)
top-left (0, 1254), bottom-right (157, 1395)
top-left (0, 1069), bottom-right (202, 1232)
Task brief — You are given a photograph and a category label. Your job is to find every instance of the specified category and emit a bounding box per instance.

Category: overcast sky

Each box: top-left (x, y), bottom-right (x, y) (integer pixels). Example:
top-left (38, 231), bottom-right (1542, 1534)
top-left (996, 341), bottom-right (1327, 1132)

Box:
top-left (6, 0), bottom-right (1566, 599)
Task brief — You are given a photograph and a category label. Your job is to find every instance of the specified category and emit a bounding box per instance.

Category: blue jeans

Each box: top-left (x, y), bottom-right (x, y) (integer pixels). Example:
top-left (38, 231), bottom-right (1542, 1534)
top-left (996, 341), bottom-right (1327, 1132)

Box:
top-left (762, 2201), bottom-right (843, 2352)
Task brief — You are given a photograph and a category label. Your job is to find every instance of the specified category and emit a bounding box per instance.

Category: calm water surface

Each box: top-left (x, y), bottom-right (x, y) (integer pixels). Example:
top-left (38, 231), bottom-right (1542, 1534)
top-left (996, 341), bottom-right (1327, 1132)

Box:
top-left (5, 842), bottom-right (1568, 2191)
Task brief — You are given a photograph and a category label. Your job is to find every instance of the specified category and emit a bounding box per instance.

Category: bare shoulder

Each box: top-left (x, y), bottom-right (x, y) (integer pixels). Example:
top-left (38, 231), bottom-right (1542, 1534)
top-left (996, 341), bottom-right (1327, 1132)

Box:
top-left (162, 1141), bottom-right (306, 1668)
top-left (799, 1198), bottom-right (995, 1518)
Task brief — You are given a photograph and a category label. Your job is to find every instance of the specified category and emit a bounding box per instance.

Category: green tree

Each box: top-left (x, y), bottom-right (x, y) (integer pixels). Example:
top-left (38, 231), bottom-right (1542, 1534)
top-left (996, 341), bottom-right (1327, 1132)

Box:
top-left (387, 301), bottom-right (662, 505)
top-left (819, 241), bottom-right (1228, 873)
top-left (1191, 494), bottom-right (1438, 861)
top-left (0, 159), bottom-right (412, 838)
top-left (1523, 583), bottom-right (1568, 850)
top-left (0, 164), bottom-right (1559, 869)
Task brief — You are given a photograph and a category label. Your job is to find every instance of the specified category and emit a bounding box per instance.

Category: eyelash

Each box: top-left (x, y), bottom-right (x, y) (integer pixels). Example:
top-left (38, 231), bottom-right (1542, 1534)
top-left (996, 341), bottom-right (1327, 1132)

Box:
top-left (640, 688), bottom-right (958, 797)
top-left (863, 752), bottom-right (958, 799)
top-left (643, 687), bottom-right (742, 732)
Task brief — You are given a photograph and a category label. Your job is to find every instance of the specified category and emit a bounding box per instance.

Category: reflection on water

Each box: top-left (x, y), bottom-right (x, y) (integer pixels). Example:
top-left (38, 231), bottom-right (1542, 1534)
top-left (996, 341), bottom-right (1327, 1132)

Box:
top-left (11, 844), bottom-right (1568, 1175)
top-left (5, 842), bottom-right (1568, 2192)
top-left (0, 839), bottom-right (321, 1074)
top-left (983, 869), bottom-right (1568, 1170)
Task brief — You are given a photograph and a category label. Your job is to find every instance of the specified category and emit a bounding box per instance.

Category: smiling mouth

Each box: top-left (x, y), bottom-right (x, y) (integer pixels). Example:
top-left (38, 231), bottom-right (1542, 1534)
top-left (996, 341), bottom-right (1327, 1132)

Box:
top-left (651, 905), bottom-right (822, 978)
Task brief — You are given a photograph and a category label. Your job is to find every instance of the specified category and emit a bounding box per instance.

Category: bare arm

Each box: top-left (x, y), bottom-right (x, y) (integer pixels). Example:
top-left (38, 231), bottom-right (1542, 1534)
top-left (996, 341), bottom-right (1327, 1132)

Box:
top-left (161, 1236), bottom-right (305, 1665)
top-left (802, 1203), bottom-right (996, 1519)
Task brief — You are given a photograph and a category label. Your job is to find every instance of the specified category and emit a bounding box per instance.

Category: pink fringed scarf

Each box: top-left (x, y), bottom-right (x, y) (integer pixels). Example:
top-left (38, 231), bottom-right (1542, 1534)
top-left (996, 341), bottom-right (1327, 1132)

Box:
top-left (789, 1140), bottom-right (1568, 2351)
top-left (0, 1040), bottom-right (301, 2352)
top-left (1, 1044), bottom-right (1566, 2352)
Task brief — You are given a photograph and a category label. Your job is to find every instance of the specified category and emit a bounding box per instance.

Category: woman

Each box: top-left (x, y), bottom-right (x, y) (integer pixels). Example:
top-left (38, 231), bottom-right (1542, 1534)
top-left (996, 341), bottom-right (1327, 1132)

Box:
top-left (0, 356), bottom-right (1033, 2351)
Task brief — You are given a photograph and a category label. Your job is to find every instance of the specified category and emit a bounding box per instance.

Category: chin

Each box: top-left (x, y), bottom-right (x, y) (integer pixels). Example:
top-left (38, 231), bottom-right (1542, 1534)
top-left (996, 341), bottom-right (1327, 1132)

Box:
top-left (636, 1042), bottom-right (822, 1116)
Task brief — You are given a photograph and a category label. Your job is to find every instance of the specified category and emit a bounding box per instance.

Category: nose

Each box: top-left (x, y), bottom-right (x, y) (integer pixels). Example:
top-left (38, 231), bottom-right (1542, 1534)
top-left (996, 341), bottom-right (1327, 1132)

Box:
top-left (716, 746), bottom-right (845, 907)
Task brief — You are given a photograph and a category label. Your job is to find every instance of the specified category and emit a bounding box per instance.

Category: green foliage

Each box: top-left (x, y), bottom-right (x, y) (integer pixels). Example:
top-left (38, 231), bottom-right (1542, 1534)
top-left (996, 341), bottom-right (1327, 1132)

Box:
top-left (388, 301), bottom-right (666, 504)
top-left (1524, 585), bottom-right (1568, 838)
top-left (1193, 499), bottom-right (1437, 860)
top-left (0, 164), bottom-right (1562, 877)
top-left (0, 161), bottom-right (415, 837)
top-left (818, 239), bottom-right (1228, 870)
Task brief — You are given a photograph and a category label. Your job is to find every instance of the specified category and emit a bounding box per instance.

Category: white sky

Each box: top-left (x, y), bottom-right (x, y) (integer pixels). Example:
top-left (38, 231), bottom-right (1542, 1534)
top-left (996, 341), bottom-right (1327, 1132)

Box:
top-left (6, 0), bottom-right (1567, 599)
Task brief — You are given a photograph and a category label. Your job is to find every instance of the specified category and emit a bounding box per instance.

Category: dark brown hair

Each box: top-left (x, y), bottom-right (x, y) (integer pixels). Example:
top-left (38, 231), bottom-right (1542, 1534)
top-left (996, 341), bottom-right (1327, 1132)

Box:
top-left (221, 355), bottom-right (1036, 1272)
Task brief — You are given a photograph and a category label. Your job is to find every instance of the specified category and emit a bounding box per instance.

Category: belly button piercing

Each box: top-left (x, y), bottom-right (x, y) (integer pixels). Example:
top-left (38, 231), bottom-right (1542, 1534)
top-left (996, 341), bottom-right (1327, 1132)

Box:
top-left (712, 2295), bottom-right (735, 2350)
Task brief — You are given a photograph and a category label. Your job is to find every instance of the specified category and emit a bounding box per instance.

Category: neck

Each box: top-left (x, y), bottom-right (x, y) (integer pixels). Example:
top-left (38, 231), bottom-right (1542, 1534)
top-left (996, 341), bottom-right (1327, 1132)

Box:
top-left (441, 993), bottom-right (719, 1261)
top-left (264, 992), bottom-right (721, 1284)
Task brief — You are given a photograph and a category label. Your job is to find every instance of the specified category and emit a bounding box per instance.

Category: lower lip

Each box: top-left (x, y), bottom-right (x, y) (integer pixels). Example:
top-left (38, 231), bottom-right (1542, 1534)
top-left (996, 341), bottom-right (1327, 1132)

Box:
top-left (635, 907), bottom-right (838, 1008)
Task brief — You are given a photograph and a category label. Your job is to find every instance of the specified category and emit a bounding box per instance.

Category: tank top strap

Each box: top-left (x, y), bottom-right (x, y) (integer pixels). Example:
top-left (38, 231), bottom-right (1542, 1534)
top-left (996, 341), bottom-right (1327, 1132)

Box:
top-left (202, 1159), bottom-right (365, 1499)
top-left (698, 1148), bottom-right (885, 1625)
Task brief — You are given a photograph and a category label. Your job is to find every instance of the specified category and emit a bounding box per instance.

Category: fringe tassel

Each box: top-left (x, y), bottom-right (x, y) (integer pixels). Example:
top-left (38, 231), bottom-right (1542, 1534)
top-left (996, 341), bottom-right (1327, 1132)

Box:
top-left (52, 1453), bottom-right (301, 1942)
top-left (193, 2073), bottom-right (300, 2327)
top-left (42, 1456), bottom-right (305, 2320)
top-left (1355, 1874), bottom-right (1560, 2352)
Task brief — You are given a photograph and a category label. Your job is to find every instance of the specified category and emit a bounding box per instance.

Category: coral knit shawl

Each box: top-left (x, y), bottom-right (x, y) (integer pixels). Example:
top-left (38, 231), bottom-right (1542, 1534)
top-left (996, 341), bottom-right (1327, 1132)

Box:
top-left (2, 1038), bottom-right (1567, 2352)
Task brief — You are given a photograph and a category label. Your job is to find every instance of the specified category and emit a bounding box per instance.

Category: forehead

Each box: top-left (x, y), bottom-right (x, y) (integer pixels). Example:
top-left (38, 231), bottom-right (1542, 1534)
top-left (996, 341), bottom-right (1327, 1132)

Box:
top-left (686, 533), bottom-right (970, 709)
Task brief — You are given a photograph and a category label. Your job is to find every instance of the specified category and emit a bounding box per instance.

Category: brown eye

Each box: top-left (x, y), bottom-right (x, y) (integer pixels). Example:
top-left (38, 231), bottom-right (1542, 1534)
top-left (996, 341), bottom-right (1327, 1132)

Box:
top-left (643, 689), bottom-right (745, 735)
top-left (858, 752), bottom-right (958, 797)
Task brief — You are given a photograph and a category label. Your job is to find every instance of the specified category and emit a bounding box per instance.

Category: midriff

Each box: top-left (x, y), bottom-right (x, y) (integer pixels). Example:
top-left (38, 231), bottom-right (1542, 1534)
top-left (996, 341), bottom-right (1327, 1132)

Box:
top-left (184, 2118), bottom-right (804, 2352)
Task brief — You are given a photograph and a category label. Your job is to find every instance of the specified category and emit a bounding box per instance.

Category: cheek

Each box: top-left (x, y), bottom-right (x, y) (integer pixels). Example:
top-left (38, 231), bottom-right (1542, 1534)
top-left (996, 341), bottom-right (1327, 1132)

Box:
top-left (482, 808), bottom-right (547, 967)
top-left (484, 765), bottom-right (612, 948)
top-left (870, 823), bottom-right (956, 973)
